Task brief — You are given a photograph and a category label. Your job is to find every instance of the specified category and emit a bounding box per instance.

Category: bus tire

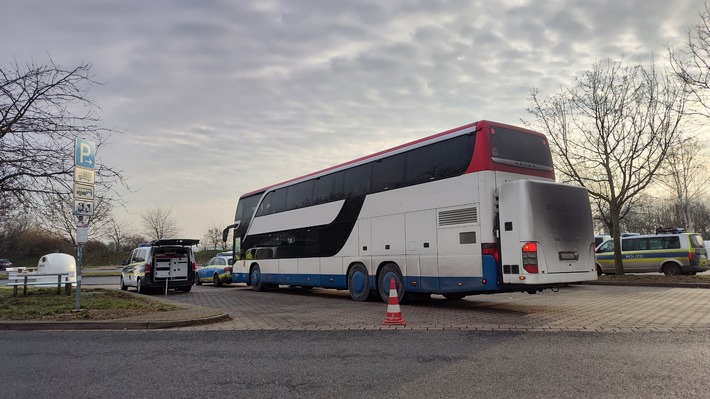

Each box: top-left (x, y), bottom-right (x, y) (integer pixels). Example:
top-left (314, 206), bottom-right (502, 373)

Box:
top-left (347, 264), bottom-right (372, 302)
top-left (663, 263), bottom-right (682, 276)
top-left (377, 263), bottom-right (405, 304)
top-left (251, 264), bottom-right (266, 291)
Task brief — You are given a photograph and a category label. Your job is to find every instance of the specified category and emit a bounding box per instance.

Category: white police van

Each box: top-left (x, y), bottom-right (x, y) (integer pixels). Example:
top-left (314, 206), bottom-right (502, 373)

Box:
top-left (595, 228), bottom-right (708, 276)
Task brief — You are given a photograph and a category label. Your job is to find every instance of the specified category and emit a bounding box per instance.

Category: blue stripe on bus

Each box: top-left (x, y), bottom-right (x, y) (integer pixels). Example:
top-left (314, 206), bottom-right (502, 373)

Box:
top-left (230, 257), bottom-right (502, 293)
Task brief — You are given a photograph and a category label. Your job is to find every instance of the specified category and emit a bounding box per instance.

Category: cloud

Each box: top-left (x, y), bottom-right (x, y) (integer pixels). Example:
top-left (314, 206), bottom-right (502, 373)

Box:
top-left (1, 0), bottom-right (706, 240)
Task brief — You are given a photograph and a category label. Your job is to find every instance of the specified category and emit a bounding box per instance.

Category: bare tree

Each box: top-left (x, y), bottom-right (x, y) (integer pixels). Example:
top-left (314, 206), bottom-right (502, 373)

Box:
top-left (32, 188), bottom-right (114, 248)
top-left (527, 58), bottom-right (688, 275)
top-left (141, 206), bottom-right (181, 241)
top-left (203, 224), bottom-right (228, 250)
top-left (104, 215), bottom-right (132, 252)
top-left (669, 3), bottom-right (710, 116)
top-left (655, 137), bottom-right (710, 232)
top-left (0, 58), bottom-right (128, 216)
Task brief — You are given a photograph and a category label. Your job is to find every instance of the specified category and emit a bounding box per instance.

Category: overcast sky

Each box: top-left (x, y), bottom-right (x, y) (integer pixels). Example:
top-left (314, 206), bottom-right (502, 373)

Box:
top-left (1, 0), bottom-right (706, 243)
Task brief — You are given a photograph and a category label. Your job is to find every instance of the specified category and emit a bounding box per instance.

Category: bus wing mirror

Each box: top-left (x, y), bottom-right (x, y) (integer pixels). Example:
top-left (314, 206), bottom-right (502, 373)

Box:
top-left (222, 222), bottom-right (240, 242)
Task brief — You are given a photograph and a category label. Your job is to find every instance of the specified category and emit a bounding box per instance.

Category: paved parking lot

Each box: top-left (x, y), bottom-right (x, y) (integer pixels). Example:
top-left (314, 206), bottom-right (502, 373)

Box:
top-left (167, 283), bottom-right (710, 332)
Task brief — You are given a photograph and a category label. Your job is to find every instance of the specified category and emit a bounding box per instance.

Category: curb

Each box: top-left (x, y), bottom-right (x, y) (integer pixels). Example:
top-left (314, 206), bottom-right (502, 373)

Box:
top-left (0, 312), bottom-right (232, 331)
top-left (578, 281), bottom-right (710, 289)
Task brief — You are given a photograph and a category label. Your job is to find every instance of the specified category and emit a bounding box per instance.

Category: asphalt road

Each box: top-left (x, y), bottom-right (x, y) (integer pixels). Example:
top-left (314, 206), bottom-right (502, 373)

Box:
top-left (1, 330), bottom-right (708, 398)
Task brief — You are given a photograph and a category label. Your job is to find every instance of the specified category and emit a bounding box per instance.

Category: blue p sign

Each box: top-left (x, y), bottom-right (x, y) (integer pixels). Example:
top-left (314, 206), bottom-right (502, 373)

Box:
top-left (75, 138), bottom-right (96, 169)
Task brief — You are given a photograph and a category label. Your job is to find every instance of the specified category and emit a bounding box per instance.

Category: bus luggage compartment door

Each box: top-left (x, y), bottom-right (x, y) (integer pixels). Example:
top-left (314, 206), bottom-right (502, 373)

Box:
top-left (498, 179), bottom-right (596, 284)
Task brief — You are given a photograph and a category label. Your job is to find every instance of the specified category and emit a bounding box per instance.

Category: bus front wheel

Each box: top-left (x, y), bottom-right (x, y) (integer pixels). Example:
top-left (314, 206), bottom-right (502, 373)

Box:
top-left (251, 265), bottom-right (266, 291)
top-left (377, 263), bottom-right (405, 304)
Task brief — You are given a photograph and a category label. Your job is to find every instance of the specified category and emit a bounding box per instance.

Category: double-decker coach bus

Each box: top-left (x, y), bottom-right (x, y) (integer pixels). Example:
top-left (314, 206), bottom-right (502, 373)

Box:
top-left (223, 120), bottom-right (597, 302)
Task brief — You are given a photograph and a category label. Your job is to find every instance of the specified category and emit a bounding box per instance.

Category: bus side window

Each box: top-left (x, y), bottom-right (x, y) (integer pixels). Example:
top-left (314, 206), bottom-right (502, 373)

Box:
top-left (313, 173), bottom-right (344, 205)
top-left (372, 153), bottom-right (405, 192)
top-left (343, 164), bottom-right (371, 198)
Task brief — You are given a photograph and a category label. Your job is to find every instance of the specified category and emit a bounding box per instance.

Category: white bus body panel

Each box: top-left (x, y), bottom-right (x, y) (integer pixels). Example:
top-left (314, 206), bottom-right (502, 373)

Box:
top-left (249, 200), bottom-right (344, 235)
top-left (499, 179), bottom-right (597, 284)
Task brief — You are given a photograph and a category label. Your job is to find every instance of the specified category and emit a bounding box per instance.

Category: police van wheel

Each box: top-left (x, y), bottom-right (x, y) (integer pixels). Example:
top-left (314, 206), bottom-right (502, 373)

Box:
top-left (120, 276), bottom-right (127, 291)
top-left (136, 278), bottom-right (143, 294)
top-left (663, 263), bottom-right (682, 276)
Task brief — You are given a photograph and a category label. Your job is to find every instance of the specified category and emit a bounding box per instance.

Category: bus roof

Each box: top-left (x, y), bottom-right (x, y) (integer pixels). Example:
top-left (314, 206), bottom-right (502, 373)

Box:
top-left (239, 120), bottom-right (541, 198)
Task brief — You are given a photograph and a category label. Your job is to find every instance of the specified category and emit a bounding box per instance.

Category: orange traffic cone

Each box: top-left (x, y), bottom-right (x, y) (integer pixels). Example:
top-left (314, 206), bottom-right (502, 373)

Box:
top-left (382, 277), bottom-right (406, 325)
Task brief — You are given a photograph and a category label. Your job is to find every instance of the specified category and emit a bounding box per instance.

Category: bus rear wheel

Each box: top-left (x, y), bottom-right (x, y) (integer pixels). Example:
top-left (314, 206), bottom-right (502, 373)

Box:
top-left (377, 263), bottom-right (405, 304)
top-left (347, 264), bottom-right (372, 302)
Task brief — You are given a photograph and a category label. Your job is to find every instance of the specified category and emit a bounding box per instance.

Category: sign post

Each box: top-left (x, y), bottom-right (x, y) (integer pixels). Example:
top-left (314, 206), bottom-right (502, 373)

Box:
top-left (73, 138), bottom-right (96, 311)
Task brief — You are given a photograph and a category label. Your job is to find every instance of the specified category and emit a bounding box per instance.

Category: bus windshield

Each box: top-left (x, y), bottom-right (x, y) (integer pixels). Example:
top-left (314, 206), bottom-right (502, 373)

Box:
top-left (489, 126), bottom-right (553, 171)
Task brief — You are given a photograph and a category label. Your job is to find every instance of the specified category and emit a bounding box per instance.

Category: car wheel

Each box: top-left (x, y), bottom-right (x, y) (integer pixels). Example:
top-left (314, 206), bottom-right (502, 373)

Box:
top-left (596, 264), bottom-right (603, 277)
top-left (195, 274), bottom-right (202, 285)
top-left (443, 293), bottom-right (466, 300)
top-left (120, 276), bottom-right (127, 291)
top-left (377, 263), bottom-right (405, 304)
top-left (663, 263), bottom-right (682, 276)
top-left (136, 277), bottom-right (142, 294)
top-left (213, 273), bottom-right (222, 287)
top-left (251, 265), bottom-right (265, 291)
top-left (347, 263), bottom-right (371, 302)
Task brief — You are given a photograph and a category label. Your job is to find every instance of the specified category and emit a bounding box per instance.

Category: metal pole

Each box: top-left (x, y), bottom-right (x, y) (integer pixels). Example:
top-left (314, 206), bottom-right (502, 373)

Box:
top-left (75, 216), bottom-right (84, 312)
top-left (75, 238), bottom-right (83, 311)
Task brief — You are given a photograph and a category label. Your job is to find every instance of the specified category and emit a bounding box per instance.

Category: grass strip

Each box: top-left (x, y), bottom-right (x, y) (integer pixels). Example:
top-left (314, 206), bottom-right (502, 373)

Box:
top-left (0, 287), bottom-right (179, 321)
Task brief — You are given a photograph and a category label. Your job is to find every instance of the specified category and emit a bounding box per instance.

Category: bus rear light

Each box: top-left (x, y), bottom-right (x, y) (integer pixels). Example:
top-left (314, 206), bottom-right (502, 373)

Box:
top-left (522, 242), bottom-right (539, 273)
top-left (482, 243), bottom-right (500, 265)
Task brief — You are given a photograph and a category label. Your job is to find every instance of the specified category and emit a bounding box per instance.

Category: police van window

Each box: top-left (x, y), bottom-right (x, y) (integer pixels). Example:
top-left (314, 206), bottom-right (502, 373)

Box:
top-left (622, 238), bottom-right (647, 251)
top-left (597, 241), bottom-right (614, 253)
top-left (661, 236), bottom-right (681, 249)
top-left (649, 238), bottom-right (663, 250)
top-left (689, 234), bottom-right (704, 248)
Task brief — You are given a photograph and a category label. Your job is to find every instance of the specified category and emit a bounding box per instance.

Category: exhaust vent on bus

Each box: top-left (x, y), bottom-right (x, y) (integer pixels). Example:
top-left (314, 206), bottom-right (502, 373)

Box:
top-left (438, 207), bottom-right (478, 226)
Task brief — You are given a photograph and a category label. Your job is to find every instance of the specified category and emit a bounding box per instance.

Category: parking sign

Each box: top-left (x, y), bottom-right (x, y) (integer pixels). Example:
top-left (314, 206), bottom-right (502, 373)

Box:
top-left (75, 138), bottom-right (96, 169)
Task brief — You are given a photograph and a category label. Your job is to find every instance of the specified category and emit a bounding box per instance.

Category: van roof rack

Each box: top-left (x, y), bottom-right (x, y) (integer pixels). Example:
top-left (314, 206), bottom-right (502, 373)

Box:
top-left (655, 227), bottom-right (685, 234)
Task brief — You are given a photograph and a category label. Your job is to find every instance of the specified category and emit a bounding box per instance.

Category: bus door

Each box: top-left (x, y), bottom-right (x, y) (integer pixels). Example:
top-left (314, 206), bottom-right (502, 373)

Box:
top-left (435, 205), bottom-right (482, 292)
top-left (405, 210), bottom-right (436, 292)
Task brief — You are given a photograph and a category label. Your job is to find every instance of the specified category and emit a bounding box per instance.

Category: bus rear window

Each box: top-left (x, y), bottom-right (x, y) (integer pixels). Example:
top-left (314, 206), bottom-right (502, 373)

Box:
top-left (489, 127), bottom-right (553, 171)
